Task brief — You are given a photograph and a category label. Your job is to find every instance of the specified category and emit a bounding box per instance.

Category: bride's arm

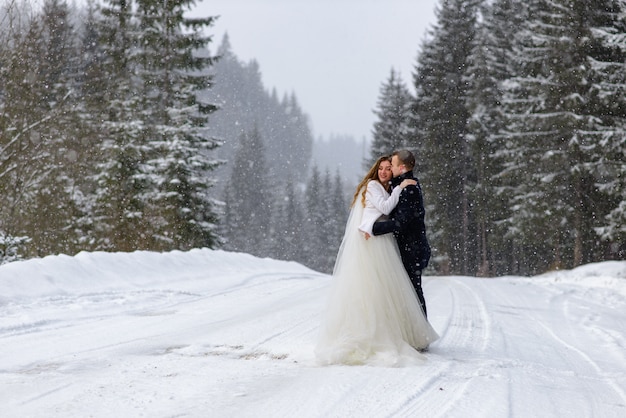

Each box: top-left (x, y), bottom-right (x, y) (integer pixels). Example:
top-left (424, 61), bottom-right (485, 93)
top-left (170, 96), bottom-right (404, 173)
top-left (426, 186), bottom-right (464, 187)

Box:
top-left (366, 179), bottom-right (415, 215)
top-left (359, 180), bottom-right (415, 237)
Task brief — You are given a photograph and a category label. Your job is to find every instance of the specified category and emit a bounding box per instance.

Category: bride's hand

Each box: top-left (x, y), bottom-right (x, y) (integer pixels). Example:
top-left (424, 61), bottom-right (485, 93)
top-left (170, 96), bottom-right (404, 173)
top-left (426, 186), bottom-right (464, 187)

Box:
top-left (400, 179), bottom-right (417, 189)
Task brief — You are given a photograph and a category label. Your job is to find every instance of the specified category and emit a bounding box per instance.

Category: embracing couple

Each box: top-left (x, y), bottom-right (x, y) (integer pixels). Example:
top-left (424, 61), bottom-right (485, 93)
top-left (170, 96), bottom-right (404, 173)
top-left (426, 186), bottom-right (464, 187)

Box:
top-left (316, 150), bottom-right (438, 366)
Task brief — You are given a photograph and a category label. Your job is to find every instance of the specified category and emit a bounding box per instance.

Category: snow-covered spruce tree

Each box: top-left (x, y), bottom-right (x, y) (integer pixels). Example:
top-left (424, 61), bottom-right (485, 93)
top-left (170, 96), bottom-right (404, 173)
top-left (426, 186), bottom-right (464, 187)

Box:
top-left (588, 0), bottom-right (626, 258)
top-left (325, 169), bottom-right (349, 272)
top-left (62, 2), bottom-right (106, 252)
top-left (302, 165), bottom-right (329, 272)
top-left (500, 0), bottom-right (626, 271)
top-left (270, 179), bottom-right (306, 264)
top-left (274, 91), bottom-right (313, 182)
top-left (217, 185), bottom-right (234, 249)
top-left (412, 0), bottom-right (482, 275)
top-left (366, 68), bottom-right (414, 168)
top-left (222, 126), bottom-right (273, 257)
top-left (0, 232), bottom-right (30, 265)
top-left (134, 0), bottom-right (220, 250)
top-left (464, 0), bottom-right (527, 276)
top-left (86, 0), bottom-right (151, 251)
top-left (200, 34), bottom-right (266, 196)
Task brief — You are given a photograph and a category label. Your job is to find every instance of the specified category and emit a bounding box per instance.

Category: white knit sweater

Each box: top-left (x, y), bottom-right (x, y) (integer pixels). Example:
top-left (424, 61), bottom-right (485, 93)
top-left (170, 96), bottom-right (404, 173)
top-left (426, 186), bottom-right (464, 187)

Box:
top-left (358, 180), bottom-right (402, 236)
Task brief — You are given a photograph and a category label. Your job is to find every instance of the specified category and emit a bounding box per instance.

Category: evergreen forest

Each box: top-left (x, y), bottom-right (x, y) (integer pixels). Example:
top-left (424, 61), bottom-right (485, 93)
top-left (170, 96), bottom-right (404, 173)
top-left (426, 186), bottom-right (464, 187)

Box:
top-left (0, 0), bottom-right (624, 276)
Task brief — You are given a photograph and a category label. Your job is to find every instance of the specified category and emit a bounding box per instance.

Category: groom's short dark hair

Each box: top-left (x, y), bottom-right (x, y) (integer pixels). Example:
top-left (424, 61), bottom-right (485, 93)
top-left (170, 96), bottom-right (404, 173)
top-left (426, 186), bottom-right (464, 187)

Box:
top-left (393, 149), bottom-right (415, 171)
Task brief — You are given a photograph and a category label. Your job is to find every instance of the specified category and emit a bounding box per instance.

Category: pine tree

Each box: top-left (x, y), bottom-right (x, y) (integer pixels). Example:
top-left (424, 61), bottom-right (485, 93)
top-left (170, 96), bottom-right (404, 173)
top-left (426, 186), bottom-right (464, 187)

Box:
top-left (88, 0), bottom-right (151, 251)
top-left (0, 232), bottom-right (30, 265)
top-left (303, 165), bottom-right (328, 272)
top-left (367, 68), bottom-right (414, 168)
top-left (218, 186), bottom-right (235, 249)
top-left (271, 179), bottom-right (306, 263)
top-left (274, 92), bottom-right (313, 181)
top-left (412, 0), bottom-right (482, 274)
top-left (500, 0), bottom-right (626, 271)
top-left (197, 35), bottom-right (263, 197)
top-left (84, 0), bottom-right (221, 251)
top-left (223, 126), bottom-right (272, 257)
top-left (133, 0), bottom-right (221, 250)
top-left (326, 169), bottom-right (349, 271)
top-left (464, 0), bottom-right (526, 275)
top-left (586, 0), bottom-right (626, 258)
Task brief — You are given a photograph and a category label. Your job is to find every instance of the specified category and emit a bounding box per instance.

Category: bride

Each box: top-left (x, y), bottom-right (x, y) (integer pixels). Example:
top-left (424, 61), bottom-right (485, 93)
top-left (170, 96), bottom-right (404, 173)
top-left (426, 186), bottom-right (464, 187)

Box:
top-left (315, 156), bottom-right (438, 366)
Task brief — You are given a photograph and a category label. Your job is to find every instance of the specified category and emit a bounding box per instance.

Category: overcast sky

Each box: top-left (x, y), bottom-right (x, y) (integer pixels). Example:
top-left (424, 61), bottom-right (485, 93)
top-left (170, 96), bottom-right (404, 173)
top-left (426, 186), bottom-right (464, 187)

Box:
top-left (190, 0), bottom-right (440, 142)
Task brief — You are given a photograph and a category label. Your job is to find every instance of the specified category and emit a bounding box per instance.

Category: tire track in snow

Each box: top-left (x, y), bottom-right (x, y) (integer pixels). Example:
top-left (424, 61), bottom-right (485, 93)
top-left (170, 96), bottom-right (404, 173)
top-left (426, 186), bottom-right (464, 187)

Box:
top-left (493, 281), bottom-right (626, 416)
top-left (148, 271), bottom-right (327, 364)
top-left (434, 278), bottom-right (491, 353)
top-left (216, 277), bottom-right (487, 418)
top-left (0, 271), bottom-right (324, 375)
top-left (291, 278), bottom-right (489, 418)
top-left (0, 289), bottom-right (200, 338)
top-left (0, 270), bottom-right (324, 340)
top-left (543, 291), bottom-right (626, 409)
top-left (203, 272), bottom-right (326, 298)
top-left (536, 317), bottom-right (626, 409)
top-left (385, 277), bottom-right (492, 418)
top-left (231, 275), bottom-right (327, 361)
top-left (559, 289), bottom-right (626, 360)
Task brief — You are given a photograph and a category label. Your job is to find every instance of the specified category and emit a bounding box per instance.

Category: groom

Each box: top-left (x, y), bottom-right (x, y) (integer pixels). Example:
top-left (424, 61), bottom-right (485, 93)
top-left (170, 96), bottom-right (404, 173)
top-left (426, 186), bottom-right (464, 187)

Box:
top-left (372, 149), bottom-right (431, 318)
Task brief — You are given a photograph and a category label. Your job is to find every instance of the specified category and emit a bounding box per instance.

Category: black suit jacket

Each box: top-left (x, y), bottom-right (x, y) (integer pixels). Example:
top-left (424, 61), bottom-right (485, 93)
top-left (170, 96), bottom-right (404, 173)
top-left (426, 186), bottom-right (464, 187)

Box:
top-left (372, 171), bottom-right (431, 270)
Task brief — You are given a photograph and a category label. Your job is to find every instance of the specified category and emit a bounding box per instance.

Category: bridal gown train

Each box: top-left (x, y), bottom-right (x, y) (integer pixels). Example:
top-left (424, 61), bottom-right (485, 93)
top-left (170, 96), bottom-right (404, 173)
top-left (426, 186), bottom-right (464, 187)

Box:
top-left (315, 198), bottom-right (439, 367)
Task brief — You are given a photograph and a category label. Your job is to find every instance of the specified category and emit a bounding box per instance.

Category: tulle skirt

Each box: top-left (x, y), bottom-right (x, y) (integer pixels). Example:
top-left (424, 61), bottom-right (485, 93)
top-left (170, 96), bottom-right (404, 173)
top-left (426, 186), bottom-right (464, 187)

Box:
top-left (315, 203), bottom-right (439, 367)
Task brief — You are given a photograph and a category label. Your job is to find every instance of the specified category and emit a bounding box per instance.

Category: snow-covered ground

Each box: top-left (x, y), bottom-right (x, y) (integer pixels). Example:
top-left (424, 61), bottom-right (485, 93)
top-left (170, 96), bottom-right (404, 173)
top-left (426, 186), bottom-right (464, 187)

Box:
top-left (1, 249), bottom-right (625, 417)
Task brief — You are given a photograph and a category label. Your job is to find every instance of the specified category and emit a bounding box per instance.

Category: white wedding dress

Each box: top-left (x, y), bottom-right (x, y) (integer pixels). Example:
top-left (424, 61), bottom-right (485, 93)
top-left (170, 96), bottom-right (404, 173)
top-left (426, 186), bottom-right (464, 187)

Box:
top-left (315, 181), bottom-right (439, 367)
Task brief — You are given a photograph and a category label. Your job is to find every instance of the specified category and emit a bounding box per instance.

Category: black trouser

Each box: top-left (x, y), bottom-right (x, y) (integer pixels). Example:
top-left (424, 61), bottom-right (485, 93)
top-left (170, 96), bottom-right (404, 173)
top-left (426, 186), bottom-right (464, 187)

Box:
top-left (403, 257), bottom-right (427, 318)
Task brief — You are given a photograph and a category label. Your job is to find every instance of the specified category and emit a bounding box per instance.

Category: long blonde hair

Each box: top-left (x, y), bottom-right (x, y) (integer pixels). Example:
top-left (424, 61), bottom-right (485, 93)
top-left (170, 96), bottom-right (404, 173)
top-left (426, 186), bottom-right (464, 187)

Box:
top-left (350, 155), bottom-right (391, 207)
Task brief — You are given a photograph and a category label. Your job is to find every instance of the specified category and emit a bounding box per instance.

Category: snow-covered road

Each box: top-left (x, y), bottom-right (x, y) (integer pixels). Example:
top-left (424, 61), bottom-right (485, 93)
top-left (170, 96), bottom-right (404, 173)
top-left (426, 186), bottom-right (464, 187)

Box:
top-left (1, 250), bottom-right (624, 417)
